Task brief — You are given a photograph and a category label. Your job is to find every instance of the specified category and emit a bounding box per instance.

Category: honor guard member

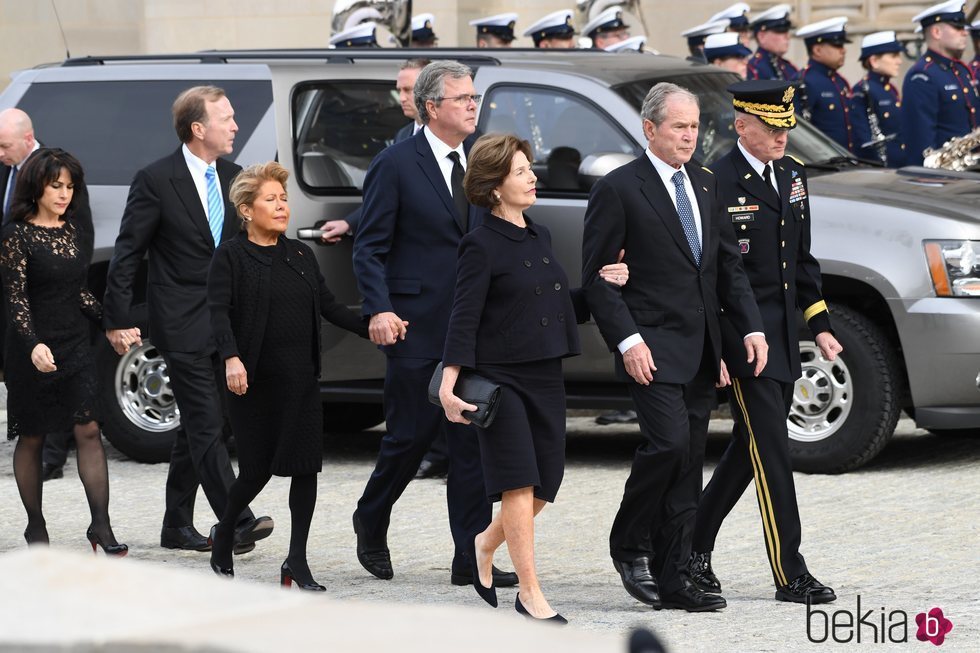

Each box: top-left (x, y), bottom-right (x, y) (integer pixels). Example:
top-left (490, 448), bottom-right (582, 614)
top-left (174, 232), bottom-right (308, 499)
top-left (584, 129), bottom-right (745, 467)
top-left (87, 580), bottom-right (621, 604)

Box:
top-left (584, 6), bottom-right (631, 50)
top-left (691, 79), bottom-right (842, 605)
top-left (709, 2), bottom-right (754, 48)
top-left (330, 21), bottom-right (379, 48)
top-left (410, 14), bottom-right (438, 48)
top-left (704, 32), bottom-right (753, 78)
top-left (681, 20), bottom-right (730, 62)
top-left (525, 9), bottom-right (577, 49)
top-left (470, 13), bottom-right (518, 48)
top-left (850, 31), bottom-right (906, 166)
top-left (902, 0), bottom-right (979, 165)
top-left (605, 35), bottom-right (647, 52)
top-left (795, 17), bottom-right (855, 152)
top-left (747, 4), bottom-right (799, 81)
top-left (969, 20), bottom-right (980, 76)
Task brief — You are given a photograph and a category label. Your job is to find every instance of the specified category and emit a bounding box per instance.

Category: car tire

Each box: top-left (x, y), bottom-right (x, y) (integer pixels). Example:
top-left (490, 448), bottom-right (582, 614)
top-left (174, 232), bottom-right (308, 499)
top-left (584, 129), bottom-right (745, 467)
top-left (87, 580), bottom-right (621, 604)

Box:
top-left (787, 304), bottom-right (902, 473)
top-left (323, 403), bottom-right (385, 434)
top-left (97, 322), bottom-right (180, 463)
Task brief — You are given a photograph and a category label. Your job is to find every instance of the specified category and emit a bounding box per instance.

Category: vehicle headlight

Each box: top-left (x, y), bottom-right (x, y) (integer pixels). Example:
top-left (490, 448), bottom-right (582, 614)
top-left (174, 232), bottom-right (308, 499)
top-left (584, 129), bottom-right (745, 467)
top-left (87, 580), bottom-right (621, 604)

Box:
top-left (924, 240), bottom-right (980, 296)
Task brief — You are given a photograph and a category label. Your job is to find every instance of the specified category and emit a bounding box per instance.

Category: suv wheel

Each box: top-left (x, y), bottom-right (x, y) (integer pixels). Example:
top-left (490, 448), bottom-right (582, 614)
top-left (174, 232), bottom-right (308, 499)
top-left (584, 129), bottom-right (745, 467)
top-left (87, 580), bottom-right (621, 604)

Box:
top-left (97, 335), bottom-right (179, 463)
top-left (788, 304), bottom-right (902, 473)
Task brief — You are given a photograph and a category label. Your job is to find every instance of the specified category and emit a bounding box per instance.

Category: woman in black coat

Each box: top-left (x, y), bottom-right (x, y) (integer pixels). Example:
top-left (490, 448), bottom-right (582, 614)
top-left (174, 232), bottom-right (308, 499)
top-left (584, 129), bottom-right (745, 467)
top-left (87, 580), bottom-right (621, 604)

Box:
top-left (207, 161), bottom-right (370, 589)
top-left (439, 134), bottom-right (627, 623)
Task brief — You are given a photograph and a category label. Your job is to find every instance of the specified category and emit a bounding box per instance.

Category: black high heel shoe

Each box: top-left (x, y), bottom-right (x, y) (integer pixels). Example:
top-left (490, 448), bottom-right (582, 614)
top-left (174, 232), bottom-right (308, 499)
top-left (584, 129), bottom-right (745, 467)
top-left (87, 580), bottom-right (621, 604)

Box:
top-left (86, 527), bottom-right (128, 557)
top-left (280, 561), bottom-right (326, 592)
top-left (24, 525), bottom-right (49, 546)
top-left (467, 535), bottom-right (497, 607)
top-left (208, 525), bottom-right (234, 578)
top-left (515, 592), bottom-right (567, 625)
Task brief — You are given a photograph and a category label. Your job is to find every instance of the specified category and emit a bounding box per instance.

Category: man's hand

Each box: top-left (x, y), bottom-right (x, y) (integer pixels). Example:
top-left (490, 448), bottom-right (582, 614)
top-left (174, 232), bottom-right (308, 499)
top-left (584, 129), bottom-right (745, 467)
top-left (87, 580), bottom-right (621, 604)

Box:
top-left (106, 327), bottom-right (143, 356)
top-left (623, 341), bottom-right (657, 385)
top-left (320, 219), bottom-right (350, 244)
top-left (31, 343), bottom-right (57, 373)
top-left (744, 334), bottom-right (768, 377)
top-left (368, 311), bottom-right (409, 346)
top-left (225, 356), bottom-right (248, 395)
top-left (716, 358), bottom-right (731, 388)
top-left (598, 249), bottom-right (629, 287)
top-left (815, 331), bottom-right (843, 361)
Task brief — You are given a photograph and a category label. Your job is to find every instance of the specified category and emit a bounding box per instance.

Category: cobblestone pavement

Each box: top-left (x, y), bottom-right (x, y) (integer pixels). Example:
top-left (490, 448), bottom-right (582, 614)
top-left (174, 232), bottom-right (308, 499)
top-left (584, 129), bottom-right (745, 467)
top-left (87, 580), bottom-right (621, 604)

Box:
top-left (0, 402), bottom-right (977, 652)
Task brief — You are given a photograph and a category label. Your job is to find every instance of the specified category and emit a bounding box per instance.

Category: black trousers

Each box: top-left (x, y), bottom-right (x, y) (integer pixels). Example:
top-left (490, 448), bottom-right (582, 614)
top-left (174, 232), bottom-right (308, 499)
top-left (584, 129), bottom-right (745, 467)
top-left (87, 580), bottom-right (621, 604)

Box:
top-left (160, 348), bottom-right (253, 528)
top-left (692, 376), bottom-right (807, 588)
top-left (609, 351), bottom-right (716, 595)
top-left (356, 356), bottom-right (490, 562)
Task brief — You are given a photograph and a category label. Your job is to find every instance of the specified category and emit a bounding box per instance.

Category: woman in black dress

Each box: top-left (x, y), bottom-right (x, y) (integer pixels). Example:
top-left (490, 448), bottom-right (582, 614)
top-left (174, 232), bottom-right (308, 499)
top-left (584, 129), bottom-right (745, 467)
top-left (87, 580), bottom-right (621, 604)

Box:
top-left (1, 148), bottom-right (127, 554)
top-left (439, 134), bottom-right (628, 623)
top-left (207, 161), bottom-right (370, 589)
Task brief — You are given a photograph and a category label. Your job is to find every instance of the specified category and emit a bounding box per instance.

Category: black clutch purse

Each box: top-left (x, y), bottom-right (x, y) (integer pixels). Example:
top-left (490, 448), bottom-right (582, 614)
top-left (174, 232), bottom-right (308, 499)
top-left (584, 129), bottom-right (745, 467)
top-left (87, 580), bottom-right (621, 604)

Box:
top-left (427, 362), bottom-right (502, 429)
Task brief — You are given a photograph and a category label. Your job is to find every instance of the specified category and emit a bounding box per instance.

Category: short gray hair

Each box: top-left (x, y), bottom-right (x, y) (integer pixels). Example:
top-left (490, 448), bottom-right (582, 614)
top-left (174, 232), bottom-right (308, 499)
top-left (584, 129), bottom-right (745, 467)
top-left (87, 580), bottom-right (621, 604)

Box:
top-left (640, 82), bottom-right (699, 126)
top-left (414, 60), bottom-right (473, 124)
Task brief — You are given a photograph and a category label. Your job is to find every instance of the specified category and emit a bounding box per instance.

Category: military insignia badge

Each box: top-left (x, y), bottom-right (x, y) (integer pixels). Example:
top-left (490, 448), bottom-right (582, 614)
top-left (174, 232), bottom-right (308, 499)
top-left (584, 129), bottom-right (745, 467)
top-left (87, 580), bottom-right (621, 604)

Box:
top-left (738, 238), bottom-right (750, 254)
top-left (782, 86), bottom-right (794, 104)
top-left (791, 170), bottom-right (798, 178)
top-left (738, 196), bottom-right (746, 204)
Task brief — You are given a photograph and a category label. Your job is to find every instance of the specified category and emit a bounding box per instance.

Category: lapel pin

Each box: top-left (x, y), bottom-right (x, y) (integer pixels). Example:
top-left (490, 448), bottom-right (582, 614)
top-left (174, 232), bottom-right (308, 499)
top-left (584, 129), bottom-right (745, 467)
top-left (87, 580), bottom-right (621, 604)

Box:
top-left (702, 186), bottom-right (708, 192)
top-left (743, 173), bottom-right (752, 179)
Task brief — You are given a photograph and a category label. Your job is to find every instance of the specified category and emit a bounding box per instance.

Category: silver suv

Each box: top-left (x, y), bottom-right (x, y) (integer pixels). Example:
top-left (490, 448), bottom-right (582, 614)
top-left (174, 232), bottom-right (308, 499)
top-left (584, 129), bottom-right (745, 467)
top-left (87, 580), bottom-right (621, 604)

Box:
top-left (2, 49), bottom-right (978, 471)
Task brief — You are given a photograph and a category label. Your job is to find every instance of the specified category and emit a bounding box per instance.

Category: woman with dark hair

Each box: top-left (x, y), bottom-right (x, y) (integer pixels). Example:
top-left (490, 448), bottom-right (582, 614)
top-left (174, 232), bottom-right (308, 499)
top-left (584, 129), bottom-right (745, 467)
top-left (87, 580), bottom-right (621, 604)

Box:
top-left (439, 134), bottom-right (628, 623)
top-left (207, 161), bottom-right (373, 588)
top-left (1, 148), bottom-right (128, 554)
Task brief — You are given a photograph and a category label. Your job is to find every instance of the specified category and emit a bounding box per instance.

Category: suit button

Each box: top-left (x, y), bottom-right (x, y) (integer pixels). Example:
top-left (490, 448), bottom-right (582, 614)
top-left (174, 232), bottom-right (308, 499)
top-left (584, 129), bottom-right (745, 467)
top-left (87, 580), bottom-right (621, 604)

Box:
top-left (557, 312), bottom-right (565, 322)
top-left (540, 317), bottom-right (549, 326)
top-left (780, 219), bottom-right (785, 226)
top-left (741, 224), bottom-right (747, 230)
top-left (784, 282), bottom-right (789, 290)
top-left (542, 257), bottom-right (550, 264)
top-left (782, 261), bottom-right (787, 268)
top-left (524, 260), bottom-right (532, 267)
top-left (535, 286), bottom-right (542, 295)
top-left (697, 307), bottom-right (704, 314)
top-left (781, 240), bottom-right (785, 247)
top-left (530, 232), bottom-right (537, 238)
top-left (554, 282), bottom-right (561, 291)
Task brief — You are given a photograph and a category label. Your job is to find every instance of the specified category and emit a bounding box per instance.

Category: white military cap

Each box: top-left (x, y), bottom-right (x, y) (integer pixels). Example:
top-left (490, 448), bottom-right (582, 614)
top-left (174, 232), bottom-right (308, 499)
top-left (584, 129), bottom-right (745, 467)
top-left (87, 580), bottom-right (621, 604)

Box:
top-left (682, 19), bottom-right (729, 46)
top-left (604, 35), bottom-right (646, 52)
top-left (750, 3), bottom-right (793, 32)
top-left (329, 21), bottom-right (378, 47)
top-left (469, 13), bottom-right (519, 41)
top-left (912, 0), bottom-right (968, 28)
top-left (523, 9), bottom-right (576, 44)
top-left (411, 13), bottom-right (436, 41)
top-left (583, 6), bottom-right (630, 39)
top-left (795, 16), bottom-right (851, 46)
top-left (708, 3), bottom-right (752, 29)
top-left (703, 32), bottom-right (753, 59)
top-left (859, 30), bottom-right (903, 59)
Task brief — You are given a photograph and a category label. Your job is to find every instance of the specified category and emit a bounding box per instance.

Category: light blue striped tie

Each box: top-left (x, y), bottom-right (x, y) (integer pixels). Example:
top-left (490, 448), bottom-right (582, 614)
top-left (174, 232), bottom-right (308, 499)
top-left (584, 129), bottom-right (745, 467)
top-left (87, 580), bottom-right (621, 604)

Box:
top-left (204, 165), bottom-right (223, 246)
top-left (671, 170), bottom-right (701, 266)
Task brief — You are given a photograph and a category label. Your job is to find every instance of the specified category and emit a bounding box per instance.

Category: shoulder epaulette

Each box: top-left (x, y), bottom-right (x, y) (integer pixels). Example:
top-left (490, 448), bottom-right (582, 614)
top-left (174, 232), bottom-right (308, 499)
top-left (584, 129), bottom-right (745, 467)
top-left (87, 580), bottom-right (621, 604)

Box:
top-left (787, 154), bottom-right (805, 166)
top-left (701, 166), bottom-right (714, 174)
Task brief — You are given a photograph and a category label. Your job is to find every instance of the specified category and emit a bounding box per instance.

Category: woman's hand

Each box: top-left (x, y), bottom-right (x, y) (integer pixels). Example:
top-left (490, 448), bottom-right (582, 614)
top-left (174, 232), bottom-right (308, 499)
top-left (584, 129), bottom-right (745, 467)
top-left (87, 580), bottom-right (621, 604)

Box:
top-left (599, 249), bottom-right (629, 287)
top-left (225, 356), bottom-right (248, 395)
top-left (31, 343), bottom-right (57, 373)
top-left (438, 364), bottom-right (478, 424)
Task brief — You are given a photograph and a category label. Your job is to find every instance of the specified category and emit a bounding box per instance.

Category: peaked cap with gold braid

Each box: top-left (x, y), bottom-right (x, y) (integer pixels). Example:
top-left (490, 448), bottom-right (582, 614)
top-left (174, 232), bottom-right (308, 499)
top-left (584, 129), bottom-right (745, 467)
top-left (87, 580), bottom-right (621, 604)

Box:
top-left (727, 79), bottom-right (798, 129)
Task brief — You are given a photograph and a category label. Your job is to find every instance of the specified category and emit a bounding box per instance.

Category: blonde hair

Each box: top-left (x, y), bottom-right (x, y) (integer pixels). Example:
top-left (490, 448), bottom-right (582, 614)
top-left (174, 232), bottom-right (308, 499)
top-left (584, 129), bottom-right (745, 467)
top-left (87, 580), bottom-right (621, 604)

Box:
top-left (229, 161), bottom-right (289, 229)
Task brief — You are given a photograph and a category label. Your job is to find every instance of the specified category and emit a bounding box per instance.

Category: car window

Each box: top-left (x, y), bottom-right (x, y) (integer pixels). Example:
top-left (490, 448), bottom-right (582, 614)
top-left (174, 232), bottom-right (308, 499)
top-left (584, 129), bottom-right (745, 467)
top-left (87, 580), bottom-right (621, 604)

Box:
top-left (292, 81), bottom-right (407, 194)
top-left (615, 74), bottom-right (846, 166)
top-left (479, 84), bottom-right (641, 193)
top-left (17, 80), bottom-right (272, 186)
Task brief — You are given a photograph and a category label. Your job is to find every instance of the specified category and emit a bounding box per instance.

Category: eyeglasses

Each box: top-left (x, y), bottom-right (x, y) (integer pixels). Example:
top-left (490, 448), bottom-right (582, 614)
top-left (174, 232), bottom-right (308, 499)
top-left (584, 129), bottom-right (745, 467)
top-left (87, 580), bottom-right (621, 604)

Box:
top-left (435, 94), bottom-right (482, 105)
top-left (760, 124), bottom-right (790, 137)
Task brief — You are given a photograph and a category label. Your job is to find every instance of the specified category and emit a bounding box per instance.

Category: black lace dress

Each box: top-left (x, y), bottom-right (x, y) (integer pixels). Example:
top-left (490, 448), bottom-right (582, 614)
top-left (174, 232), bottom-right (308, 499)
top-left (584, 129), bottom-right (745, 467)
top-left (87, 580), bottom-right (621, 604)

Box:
top-left (1, 219), bottom-right (101, 439)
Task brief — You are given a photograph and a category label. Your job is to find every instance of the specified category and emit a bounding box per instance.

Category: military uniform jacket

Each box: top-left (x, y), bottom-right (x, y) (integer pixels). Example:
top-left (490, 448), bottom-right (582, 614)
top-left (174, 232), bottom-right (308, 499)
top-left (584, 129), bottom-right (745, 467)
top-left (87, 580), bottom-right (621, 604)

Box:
top-left (709, 145), bottom-right (831, 383)
top-left (798, 60), bottom-right (854, 153)
top-left (747, 47), bottom-right (800, 82)
top-left (850, 73), bottom-right (905, 167)
top-left (901, 49), bottom-right (979, 166)
top-left (971, 55), bottom-right (980, 78)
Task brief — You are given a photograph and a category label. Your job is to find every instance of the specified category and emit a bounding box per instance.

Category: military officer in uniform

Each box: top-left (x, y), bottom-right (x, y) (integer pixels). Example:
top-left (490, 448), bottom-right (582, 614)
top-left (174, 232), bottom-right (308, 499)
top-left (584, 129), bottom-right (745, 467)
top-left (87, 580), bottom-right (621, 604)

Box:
top-left (704, 32), bottom-right (753, 78)
top-left (409, 14), bottom-right (438, 48)
top-left (584, 6), bottom-right (631, 50)
top-left (968, 20), bottom-right (980, 77)
top-left (746, 4), bottom-right (799, 81)
top-left (690, 79), bottom-right (842, 605)
top-left (708, 3), bottom-right (754, 48)
top-left (524, 9), bottom-right (577, 48)
top-left (795, 17), bottom-right (855, 153)
top-left (470, 13), bottom-right (518, 48)
top-left (902, 0), bottom-right (979, 166)
top-left (681, 20), bottom-right (729, 62)
top-left (850, 31), bottom-right (906, 166)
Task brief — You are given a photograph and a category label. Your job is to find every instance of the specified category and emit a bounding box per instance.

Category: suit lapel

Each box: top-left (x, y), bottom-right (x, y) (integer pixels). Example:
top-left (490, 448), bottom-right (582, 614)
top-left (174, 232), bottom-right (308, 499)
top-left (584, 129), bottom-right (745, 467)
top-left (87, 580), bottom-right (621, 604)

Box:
top-left (686, 163), bottom-right (711, 261)
top-left (731, 147), bottom-right (780, 212)
top-left (415, 130), bottom-right (465, 234)
top-left (170, 149), bottom-right (218, 249)
top-left (636, 156), bottom-right (698, 268)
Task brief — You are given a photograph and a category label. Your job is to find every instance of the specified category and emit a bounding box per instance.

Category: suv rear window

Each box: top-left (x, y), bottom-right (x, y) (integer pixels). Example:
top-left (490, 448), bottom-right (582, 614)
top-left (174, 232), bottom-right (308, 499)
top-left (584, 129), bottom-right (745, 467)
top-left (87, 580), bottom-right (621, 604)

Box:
top-left (17, 80), bottom-right (272, 186)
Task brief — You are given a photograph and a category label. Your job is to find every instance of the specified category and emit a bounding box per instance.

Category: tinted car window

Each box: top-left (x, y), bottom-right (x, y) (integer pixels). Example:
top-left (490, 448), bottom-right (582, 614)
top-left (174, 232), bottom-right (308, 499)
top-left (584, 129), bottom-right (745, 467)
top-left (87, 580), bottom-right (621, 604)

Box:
top-left (480, 85), bottom-right (641, 193)
top-left (292, 81), bottom-right (407, 193)
top-left (615, 74), bottom-right (846, 166)
top-left (17, 80), bottom-right (272, 186)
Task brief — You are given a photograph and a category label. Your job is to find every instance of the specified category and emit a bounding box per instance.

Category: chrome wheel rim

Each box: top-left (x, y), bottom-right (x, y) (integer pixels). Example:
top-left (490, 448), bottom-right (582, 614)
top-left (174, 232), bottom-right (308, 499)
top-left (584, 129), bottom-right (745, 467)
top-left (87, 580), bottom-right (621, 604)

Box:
top-left (113, 340), bottom-right (180, 433)
top-left (788, 342), bottom-right (852, 443)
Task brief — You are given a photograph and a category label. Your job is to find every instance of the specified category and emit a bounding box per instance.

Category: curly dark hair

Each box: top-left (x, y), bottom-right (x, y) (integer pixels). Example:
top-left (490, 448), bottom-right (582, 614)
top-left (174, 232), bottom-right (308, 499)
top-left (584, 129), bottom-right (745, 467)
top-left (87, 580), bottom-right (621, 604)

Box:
top-left (7, 148), bottom-right (86, 223)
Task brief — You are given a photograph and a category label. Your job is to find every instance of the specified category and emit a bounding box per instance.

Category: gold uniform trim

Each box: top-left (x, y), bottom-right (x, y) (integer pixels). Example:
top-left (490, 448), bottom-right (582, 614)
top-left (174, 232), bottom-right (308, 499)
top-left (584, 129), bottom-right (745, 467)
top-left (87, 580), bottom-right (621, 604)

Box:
top-left (733, 98), bottom-right (795, 117)
top-left (732, 379), bottom-right (788, 587)
top-left (803, 300), bottom-right (829, 322)
top-left (701, 166), bottom-right (714, 174)
top-left (787, 154), bottom-right (805, 166)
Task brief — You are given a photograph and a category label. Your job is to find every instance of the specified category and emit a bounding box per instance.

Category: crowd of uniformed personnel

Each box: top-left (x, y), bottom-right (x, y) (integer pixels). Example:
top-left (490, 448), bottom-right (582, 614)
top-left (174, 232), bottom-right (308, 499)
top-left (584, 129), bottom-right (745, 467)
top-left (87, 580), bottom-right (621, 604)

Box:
top-left (328, 0), bottom-right (980, 170)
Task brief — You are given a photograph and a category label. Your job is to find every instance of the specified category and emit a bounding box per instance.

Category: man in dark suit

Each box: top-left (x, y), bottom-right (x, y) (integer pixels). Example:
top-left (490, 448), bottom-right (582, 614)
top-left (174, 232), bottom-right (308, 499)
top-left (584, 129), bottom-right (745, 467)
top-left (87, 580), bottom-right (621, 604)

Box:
top-left (351, 60), bottom-right (516, 590)
top-left (0, 108), bottom-right (93, 482)
top-left (103, 86), bottom-right (272, 552)
top-left (690, 80), bottom-right (841, 605)
top-left (582, 82), bottom-right (767, 612)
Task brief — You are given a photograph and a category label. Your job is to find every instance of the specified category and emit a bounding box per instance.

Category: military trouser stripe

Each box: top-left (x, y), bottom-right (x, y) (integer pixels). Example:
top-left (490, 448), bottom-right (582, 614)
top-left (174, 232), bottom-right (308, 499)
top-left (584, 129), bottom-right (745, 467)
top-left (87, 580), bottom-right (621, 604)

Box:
top-left (733, 379), bottom-right (788, 587)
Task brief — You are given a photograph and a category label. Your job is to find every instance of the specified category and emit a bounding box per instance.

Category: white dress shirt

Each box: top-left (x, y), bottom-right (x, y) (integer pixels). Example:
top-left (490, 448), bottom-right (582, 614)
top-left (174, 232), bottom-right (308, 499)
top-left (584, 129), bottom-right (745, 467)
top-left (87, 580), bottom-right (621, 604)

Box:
top-left (422, 125), bottom-right (466, 197)
top-left (737, 140), bottom-right (779, 197)
top-left (181, 144), bottom-right (223, 216)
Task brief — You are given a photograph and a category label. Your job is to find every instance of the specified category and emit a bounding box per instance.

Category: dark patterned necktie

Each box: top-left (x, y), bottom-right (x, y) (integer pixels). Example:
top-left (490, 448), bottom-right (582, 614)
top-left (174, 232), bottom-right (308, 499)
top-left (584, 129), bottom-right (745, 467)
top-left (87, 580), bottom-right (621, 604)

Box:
top-left (670, 170), bottom-right (701, 266)
top-left (447, 151), bottom-right (468, 230)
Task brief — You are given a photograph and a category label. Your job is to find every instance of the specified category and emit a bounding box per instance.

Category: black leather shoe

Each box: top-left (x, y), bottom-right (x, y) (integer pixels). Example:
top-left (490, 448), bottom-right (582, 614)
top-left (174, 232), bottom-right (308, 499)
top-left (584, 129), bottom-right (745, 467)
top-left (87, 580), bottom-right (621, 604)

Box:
top-left (466, 536), bottom-right (497, 607)
top-left (595, 409), bottom-right (639, 425)
top-left (352, 511), bottom-right (393, 580)
top-left (660, 578), bottom-right (727, 612)
top-left (689, 551), bottom-right (722, 594)
top-left (160, 526), bottom-right (211, 551)
top-left (612, 556), bottom-right (662, 608)
top-left (775, 573), bottom-right (837, 604)
top-left (414, 458), bottom-right (449, 479)
top-left (451, 565), bottom-right (519, 588)
top-left (515, 592), bottom-right (567, 625)
top-left (208, 526), bottom-right (233, 578)
top-left (41, 463), bottom-right (64, 482)
top-left (235, 516), bottom-right (274, 546)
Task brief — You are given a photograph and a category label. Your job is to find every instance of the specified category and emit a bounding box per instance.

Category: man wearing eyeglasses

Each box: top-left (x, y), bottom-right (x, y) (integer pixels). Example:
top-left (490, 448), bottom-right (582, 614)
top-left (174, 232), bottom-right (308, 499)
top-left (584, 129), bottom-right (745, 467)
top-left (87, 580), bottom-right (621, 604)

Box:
top-left (689, 79), bottom-right (842, 605)
top-left (351, 60), bottom-right (518, 591)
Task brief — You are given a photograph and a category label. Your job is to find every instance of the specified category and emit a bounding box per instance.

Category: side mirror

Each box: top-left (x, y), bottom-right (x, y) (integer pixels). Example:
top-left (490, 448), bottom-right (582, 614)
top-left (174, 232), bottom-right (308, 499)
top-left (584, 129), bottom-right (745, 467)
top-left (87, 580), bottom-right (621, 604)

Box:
top-left (579, 153), bottom-right (635, 190)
